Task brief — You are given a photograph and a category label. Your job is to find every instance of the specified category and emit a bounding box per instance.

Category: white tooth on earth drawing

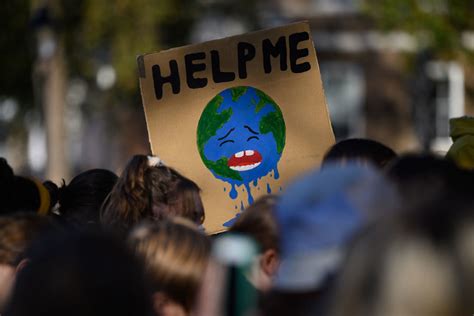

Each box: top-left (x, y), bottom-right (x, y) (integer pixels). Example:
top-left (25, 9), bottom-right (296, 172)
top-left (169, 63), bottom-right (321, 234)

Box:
top-left (245, 150), bottom-right (254, 156)
top-left (229, 162), bottom-right (261, 172)
top-left (235, 151), bottom-right (244, 158)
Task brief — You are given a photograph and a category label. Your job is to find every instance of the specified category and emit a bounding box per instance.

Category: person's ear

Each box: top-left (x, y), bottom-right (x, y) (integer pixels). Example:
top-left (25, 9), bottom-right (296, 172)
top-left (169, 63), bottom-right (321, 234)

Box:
top-left (152, 292), bottom-right (169, 315)
top-left (15, 259), bottom-right (29, 274)
top-left (152, 292), bottom-right (187, 316)
top-left (260, 249), bottom-right (279, 277)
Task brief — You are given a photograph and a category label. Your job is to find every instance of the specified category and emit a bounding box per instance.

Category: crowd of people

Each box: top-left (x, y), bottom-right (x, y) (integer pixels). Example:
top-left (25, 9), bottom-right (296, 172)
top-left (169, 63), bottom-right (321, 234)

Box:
top-left (0, 116), bottom-right (474, 316)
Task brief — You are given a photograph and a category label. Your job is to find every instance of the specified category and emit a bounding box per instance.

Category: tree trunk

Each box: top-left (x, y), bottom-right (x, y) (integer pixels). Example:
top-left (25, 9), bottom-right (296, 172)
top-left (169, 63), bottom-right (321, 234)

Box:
top-left (38, 28), bottom-right (69, 182)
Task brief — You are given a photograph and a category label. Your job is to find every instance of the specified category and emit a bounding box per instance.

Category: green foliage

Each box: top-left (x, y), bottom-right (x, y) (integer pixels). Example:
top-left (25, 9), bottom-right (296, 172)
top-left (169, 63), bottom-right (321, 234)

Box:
top-left (364, 0), bottom-right (474, 60)
top-left (196, 94), bottom-right (242, 180)
top-left (73, 0), bottom-right (197, 94)
top-left (1, 0), bottom-right (198, 109)
top-left (2, 0), bottom-right (257, 109)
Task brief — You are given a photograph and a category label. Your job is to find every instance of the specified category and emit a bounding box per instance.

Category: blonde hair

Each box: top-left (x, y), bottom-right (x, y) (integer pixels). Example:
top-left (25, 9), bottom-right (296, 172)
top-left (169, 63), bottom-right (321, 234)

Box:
top-left (128, 219), bottom-right (210, 312)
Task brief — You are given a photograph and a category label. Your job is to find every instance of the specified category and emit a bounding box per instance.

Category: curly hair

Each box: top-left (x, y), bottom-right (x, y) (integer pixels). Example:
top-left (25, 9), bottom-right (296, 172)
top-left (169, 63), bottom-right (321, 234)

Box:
top-left (101, 155), bottom-right (204, 233)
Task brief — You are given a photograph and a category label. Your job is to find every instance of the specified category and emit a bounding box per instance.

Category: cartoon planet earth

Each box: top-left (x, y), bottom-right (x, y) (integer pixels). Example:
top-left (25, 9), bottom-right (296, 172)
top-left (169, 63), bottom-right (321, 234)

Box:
top-left (196, 86), bottom-right (286, 206)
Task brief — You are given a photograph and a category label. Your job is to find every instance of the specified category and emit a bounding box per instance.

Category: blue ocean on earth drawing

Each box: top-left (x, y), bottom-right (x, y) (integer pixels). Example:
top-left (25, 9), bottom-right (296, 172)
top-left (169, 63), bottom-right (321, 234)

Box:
top-left (196, 86), bottom-right (286, 227)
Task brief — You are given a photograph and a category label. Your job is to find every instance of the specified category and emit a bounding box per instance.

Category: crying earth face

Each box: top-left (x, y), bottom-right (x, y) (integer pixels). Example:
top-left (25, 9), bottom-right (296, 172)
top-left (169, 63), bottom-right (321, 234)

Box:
top-left (197, 87), bottom-right (285, 202)
top-left (218, 125), bottom-right (264, 172)
top-left (204, 118), bottom-right (280, 184)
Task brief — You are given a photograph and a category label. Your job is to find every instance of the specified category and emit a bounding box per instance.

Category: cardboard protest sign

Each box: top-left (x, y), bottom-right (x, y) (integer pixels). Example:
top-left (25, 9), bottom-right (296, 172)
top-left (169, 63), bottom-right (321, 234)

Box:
top-left (138, 22), bottom-right (335, 233)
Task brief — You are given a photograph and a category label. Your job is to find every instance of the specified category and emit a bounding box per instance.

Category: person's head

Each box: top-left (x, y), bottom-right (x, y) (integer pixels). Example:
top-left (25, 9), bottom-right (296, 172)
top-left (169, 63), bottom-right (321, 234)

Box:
top-left (322, 138), bottom-right (397, 169)
top-left (275, 163), bottom-right (398, 290)
top-left (262, 164), bottom-right (398, 316)
top-left (101, 155), bottom-right (204, 234)
top-left (330, 202), bottom-right (474, 316)
top-left (387, 153), bottom-right (474, 214)
top-left (128, 219), bottom-right (210, 316)
top-left (0, 214), bottom-right (57, 311)
top-left (229, 195), bottom-right (279, 292)
top-left (46, 169), bottom-right (118, 228)
top-left (4, 231), bottom-right (153, 316)
top-left (0, 158), bottom-right (53, 215)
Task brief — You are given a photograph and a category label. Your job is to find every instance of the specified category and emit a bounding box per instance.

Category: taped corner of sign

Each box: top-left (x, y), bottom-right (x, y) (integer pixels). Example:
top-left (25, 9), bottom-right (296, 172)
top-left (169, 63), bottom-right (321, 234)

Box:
top-left (137, 55), bottom-right (146, 78)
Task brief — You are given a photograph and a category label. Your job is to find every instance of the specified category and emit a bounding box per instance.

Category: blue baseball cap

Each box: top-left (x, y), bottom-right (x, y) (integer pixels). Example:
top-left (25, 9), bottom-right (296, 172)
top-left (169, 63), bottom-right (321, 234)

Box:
top-left (274, 163), bottom-right (398, 291)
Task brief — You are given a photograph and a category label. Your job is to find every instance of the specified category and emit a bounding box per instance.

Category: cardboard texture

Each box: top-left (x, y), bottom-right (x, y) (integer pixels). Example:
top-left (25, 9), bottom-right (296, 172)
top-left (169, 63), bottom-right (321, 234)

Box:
top-left (138, 22), bottom-right (335, 233)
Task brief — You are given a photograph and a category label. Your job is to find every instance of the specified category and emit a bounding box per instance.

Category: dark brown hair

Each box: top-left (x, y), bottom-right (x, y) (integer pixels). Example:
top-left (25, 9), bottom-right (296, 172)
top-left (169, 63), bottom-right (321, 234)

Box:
top-left (322, 138), bottom-right (397, 169)
top-left (45, 169), bottom-right (118, 227)
top-left (101, 155), bottom-right (204, 233)
top-left (5, 231), bottom-right (153, 316)
top-left (0, 213), bottom-right (54, 266)
top-left (229, 195), bottom-right (279, 253)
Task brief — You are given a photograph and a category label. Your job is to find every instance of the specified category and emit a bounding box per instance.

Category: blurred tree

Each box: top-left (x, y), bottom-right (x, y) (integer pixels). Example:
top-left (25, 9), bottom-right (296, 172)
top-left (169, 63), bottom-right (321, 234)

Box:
top-left (364, 0), bottom-right (474, 60)
top-left (60, 0), bottom-right (198, 96)
top-left (3, 0), bottom-right (260, 115)
top-left (0, 1), bottom-right (35, 171)
top-left (365, 0), bottom-right (474, 150)
top-left (2, 0), bottom-right (258, 173)
top-left (50, 0), bottom-right (199, 176)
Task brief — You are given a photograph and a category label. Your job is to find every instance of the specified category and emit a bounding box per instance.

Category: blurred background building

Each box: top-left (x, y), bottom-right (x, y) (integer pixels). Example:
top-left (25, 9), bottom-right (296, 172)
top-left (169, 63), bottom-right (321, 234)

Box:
top-left (0, 0), bottom-right (473, 181)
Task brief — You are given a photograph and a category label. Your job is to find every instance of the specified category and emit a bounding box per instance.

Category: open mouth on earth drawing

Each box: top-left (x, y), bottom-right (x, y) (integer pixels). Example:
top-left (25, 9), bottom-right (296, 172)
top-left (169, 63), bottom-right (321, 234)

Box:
top-left (227, 150), bottom-right (263, 171)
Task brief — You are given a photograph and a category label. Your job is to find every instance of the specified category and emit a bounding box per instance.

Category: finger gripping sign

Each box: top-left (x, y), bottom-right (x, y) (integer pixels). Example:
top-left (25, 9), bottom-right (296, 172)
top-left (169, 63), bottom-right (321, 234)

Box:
top-left (138, 22), bottom-right (335, 233)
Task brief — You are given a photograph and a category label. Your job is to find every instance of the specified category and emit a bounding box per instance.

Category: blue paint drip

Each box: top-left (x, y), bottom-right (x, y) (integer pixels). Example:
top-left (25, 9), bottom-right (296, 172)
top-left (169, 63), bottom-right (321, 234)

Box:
top-left (229, 184), bottom-right (238, 199)
top-left (223, 213), bottom-right (241, 227)
top-left (267, 183), bottom-right (272, 194)
top-left (253, 179), bottom-right (258, 186)
top-left (244, 182), bottom-right (254, 204)
top-left (274, 167), bottom-right (280, 180)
